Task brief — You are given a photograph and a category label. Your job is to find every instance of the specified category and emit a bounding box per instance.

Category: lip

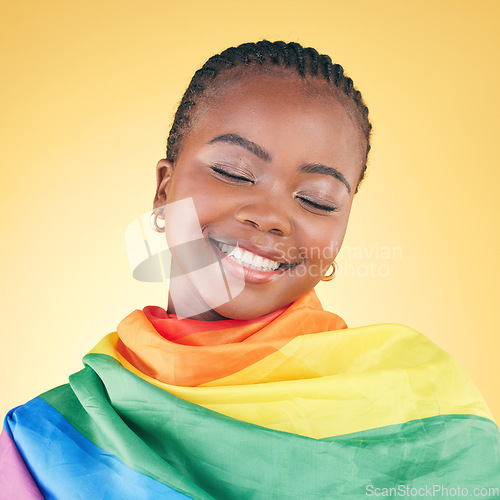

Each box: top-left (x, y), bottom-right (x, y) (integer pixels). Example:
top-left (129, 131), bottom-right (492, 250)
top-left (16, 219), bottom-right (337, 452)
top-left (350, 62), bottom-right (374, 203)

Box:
top-left (208, 234), bottom-right (299, 266)
top-left (210, 242), bottom-right (283, 284)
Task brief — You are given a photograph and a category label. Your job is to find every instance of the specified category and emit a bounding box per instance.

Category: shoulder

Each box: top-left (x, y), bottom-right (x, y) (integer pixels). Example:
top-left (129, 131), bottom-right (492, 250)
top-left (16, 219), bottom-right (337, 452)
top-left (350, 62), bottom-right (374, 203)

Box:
top-left (304, 321), bottom-right (498, 426)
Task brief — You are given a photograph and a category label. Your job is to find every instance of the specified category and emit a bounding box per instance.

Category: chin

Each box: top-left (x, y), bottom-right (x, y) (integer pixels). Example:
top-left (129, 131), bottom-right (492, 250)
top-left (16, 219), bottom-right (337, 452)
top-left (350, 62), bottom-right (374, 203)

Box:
top-left (210, 301), bottom-right (272, 321)
top-left (209, 292), bottom-right (295, 320)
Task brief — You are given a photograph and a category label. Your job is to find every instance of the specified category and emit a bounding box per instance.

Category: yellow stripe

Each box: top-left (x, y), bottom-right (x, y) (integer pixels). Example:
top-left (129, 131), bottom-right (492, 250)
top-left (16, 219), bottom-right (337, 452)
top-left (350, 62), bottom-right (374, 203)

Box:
top-left (89, 324), bottom-right (494, 439)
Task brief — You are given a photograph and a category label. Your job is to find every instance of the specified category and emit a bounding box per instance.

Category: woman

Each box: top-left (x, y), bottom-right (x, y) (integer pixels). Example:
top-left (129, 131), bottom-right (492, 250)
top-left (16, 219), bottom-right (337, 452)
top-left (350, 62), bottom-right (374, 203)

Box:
top-left (1, 40), bottom-right (499, 499)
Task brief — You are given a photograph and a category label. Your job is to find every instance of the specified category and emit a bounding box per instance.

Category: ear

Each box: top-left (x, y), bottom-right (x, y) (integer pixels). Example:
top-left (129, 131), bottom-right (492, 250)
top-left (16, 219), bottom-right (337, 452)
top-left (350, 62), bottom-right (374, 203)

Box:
top-left (153, 159), bottom-right (175, 209)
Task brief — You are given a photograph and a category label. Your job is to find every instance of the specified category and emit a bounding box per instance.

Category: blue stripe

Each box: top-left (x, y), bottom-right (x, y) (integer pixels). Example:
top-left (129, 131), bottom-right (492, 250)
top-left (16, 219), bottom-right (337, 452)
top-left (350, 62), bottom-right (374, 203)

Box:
top-left (4, 397), bottom-right (192, 500)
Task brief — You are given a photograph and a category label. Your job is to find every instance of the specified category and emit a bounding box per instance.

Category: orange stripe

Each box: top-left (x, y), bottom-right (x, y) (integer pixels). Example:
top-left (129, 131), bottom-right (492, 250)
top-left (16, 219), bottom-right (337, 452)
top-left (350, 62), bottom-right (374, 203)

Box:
top-left (116, 289), bottom-right (347, 386)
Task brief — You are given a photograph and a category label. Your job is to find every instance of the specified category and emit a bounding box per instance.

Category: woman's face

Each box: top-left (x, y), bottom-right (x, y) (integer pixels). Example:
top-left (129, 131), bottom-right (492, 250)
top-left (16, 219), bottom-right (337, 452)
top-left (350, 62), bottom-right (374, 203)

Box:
top-left (154, 73), bottom-right (365, 320)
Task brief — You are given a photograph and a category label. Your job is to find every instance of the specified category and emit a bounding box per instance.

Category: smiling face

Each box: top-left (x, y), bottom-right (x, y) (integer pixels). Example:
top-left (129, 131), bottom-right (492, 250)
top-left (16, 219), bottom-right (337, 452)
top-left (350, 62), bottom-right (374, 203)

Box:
top-left (153, 72), bottom-right (365, 320)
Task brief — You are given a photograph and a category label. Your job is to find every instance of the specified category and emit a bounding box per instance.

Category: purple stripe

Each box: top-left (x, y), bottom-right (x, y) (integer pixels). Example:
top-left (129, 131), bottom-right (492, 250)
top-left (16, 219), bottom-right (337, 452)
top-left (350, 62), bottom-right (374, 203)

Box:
top-left (0, 427), bottom-right (43, 499)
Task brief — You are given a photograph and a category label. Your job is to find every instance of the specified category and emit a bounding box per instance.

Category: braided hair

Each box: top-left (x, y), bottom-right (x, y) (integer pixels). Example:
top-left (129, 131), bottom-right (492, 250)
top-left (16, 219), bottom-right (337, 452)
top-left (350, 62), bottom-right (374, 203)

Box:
top-left (166, 40), bottom-right (372, 194)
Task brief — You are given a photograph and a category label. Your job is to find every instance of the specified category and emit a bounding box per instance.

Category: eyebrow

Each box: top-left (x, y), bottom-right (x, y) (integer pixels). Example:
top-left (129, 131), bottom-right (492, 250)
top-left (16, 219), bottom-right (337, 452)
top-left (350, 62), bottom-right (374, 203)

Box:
top-left (208, 133), bottom-right (351, 194)
top-left (208, 134), bottom-right (272, 162)
top-left (299, 163), bottom-right (351, 194)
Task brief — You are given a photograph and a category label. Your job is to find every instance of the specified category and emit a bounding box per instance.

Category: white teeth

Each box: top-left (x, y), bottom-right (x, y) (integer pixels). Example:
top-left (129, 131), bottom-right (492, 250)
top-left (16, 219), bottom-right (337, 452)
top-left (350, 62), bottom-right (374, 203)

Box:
top-left (230, 246), bottom-right (244, 260)
top-left (213, 240), bottom-right (282, 271)
top-left (252, 255), bottom-right (264, 268)
top-left (262, 257), bottom-right (275, 269)
top-left (242, 250), bottom-right (253, 263)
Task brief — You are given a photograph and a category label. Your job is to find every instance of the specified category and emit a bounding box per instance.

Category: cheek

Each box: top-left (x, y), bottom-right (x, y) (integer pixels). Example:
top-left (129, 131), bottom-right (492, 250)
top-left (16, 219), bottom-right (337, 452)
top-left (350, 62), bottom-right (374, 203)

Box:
top-left (169, 175), bottom-right (229, 217)
top-left (193, 191), bottom-right (236, 227)
top-left (300, 219), bottom-right (348, 265)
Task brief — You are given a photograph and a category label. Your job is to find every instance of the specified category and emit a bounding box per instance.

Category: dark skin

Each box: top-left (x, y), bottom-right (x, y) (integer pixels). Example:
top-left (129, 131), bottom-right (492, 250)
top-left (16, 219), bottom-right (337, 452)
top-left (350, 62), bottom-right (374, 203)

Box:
top-left (153, 74), bottom-right (365, 320)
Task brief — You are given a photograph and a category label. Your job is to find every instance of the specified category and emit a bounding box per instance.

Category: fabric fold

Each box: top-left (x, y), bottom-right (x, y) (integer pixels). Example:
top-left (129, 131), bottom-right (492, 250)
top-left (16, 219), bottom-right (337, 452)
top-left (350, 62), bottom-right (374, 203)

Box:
top-left (1, 288), bottom-right (499, 498)
top-left (114, 289), bottom-right (347, 386)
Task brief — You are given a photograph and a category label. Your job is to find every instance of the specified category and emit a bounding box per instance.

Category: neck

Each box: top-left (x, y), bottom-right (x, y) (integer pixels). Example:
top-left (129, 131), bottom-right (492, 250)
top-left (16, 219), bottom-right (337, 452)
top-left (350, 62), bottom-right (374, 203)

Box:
top-left (166, 258), bottom-right (230, 321)
top-left (167, 292), bottom-right (230, 321)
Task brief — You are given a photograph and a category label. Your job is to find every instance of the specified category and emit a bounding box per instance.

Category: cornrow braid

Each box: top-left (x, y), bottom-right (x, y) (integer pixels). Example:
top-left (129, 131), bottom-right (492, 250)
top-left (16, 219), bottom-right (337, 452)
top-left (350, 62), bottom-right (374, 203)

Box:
top-left (166, 40), bottom-right (372, 194)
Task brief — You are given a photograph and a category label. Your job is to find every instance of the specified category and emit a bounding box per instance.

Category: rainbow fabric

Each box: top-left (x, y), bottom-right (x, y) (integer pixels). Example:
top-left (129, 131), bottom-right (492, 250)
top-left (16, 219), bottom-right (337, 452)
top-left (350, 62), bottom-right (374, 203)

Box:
top-left (1, 290), bottom-right (499, 498)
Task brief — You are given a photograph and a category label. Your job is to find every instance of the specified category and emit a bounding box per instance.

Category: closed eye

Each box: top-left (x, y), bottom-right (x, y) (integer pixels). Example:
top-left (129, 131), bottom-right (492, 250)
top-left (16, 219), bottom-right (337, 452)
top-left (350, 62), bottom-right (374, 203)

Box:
top-left (210, 165), bottom-right (254, 183)
top-left (297, 196), bottom-right (339, 213)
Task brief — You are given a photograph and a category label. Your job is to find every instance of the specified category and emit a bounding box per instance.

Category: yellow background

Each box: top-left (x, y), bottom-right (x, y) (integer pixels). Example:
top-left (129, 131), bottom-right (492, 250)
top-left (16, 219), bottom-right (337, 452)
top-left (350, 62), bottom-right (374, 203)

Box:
top-left (1, 0), bottom-right (499, 422)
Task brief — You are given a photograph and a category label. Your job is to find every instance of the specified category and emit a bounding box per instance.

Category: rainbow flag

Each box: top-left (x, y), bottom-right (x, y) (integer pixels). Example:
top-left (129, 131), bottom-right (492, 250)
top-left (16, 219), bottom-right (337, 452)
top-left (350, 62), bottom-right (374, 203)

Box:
top-left (1, 290), bottom-right (499, 498)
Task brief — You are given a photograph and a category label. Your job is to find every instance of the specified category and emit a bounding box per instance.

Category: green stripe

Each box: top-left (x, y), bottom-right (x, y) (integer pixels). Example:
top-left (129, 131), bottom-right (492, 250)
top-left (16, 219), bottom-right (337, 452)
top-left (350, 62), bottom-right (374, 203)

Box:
top-left (40, 353), bottom-right (500, 499)
top-left (40, 365), bottom-right (212, 499)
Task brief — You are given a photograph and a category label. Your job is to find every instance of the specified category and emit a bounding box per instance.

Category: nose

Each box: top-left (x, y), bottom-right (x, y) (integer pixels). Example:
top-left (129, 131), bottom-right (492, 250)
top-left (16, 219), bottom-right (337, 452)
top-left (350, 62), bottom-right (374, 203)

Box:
top-left (234, 192), bottom-right (293, 236)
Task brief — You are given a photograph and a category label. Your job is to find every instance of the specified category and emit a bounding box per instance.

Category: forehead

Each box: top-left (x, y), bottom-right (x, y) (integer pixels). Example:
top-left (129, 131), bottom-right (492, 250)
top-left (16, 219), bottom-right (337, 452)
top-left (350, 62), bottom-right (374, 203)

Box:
top-left (194, 70), bottom-right (345, 122)
top-left (178, 72), bottom-right (366, 186)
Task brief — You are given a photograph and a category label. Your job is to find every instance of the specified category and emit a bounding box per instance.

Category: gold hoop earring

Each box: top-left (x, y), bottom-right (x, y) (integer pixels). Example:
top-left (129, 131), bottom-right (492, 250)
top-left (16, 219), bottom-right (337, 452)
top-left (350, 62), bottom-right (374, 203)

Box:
top-left (150, 208), bottom-right (165, 233)
top-left (321, 261), bottom-right (337, 282)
